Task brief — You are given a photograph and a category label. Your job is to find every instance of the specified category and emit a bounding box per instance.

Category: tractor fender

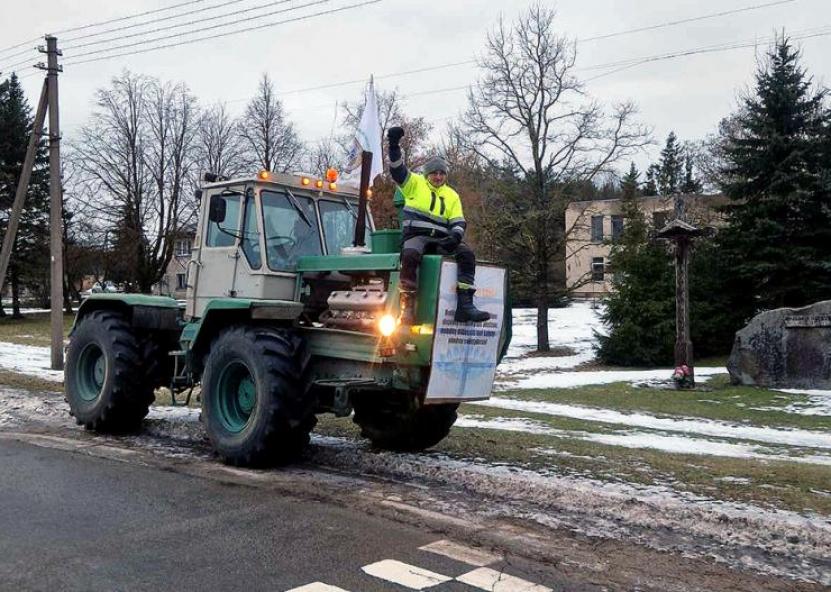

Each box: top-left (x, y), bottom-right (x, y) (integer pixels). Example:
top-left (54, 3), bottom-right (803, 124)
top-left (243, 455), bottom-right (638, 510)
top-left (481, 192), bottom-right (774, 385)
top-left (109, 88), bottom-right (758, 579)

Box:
top-left (73, 294), bottom-right (182, 334)
top-left (182, 298), bottom-right (304, 376)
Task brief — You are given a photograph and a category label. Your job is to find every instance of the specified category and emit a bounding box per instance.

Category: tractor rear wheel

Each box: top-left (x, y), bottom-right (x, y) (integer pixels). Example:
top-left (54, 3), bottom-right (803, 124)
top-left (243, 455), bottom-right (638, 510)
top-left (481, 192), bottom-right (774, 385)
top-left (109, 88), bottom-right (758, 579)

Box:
top-left (201, 326), bottom-right (315, 466)
top-left (352, 394), bottom-right (458, 451)
top-left (65, 309), bottom-right (157, 432)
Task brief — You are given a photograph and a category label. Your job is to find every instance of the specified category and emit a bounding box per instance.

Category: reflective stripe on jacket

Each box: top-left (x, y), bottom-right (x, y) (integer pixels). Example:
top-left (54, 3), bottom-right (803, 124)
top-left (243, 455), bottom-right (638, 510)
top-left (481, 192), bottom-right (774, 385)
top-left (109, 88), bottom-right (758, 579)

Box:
top-left (399, 172), bottom-right (466, 239)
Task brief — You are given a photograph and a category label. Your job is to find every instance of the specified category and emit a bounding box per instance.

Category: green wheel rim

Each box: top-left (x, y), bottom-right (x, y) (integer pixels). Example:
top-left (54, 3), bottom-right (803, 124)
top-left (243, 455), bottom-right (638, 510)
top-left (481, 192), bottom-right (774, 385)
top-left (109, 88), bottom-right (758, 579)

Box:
top-left (214, 361), bottom-right (257, 433)
top-left (76, 342), bottom-right (106, 402)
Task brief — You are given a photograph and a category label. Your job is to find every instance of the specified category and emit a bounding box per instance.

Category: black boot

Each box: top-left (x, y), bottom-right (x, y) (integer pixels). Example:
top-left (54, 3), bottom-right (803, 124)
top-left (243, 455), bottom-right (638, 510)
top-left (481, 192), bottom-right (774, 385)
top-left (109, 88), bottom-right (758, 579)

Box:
top-left (455, 288), bottom-right (490, 323)
top-left (399, 290), bottom-right (416, 325)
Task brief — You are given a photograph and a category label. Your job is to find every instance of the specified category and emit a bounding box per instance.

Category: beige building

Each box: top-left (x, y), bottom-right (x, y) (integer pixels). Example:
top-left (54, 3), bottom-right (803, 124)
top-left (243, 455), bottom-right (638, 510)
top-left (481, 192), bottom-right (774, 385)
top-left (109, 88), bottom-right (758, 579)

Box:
top-left (157, 229), bottom-right (196, 300)
top-left (565, 194), bottom-right (726, 299)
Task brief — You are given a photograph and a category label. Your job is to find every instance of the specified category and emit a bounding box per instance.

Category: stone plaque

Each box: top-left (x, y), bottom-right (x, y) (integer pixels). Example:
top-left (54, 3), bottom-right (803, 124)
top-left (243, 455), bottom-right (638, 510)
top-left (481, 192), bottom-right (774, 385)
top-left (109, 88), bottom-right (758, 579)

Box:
top-left (785, 315), bottom-right (831, 328)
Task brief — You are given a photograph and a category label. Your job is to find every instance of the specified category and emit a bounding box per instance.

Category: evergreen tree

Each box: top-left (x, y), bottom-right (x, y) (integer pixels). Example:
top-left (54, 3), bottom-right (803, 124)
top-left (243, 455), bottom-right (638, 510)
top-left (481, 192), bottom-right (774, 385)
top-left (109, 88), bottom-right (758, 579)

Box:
top-left (596, 164), bottom-right (676, 365)
top-left (681, 153), bottom-right (702, 194)
top-left (0, 74), bottom-right (50, 317)
top-left (657, 131), bottom-right (683, 195)
top-left (717, 37), bottom-right (831, 318)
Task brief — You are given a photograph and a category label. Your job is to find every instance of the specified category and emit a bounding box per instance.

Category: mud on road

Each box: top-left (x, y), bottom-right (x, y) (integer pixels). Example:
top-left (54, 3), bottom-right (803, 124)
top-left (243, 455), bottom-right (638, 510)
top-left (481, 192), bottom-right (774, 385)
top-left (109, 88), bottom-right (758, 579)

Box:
top-left (1, 387), bottom-right (829, 592)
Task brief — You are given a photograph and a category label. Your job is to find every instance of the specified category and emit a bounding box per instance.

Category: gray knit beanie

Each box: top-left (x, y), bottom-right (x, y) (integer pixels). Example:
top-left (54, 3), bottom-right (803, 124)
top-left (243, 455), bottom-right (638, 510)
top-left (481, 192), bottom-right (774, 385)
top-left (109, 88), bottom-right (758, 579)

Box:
top-left (423, 156), bottom-right (449, 175)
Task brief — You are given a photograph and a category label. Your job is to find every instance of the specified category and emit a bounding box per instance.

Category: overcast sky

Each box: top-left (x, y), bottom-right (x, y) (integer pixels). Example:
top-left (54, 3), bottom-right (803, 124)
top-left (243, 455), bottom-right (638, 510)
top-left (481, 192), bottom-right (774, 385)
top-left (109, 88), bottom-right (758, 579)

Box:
top-left (1, 0), bottom-right (828, 173)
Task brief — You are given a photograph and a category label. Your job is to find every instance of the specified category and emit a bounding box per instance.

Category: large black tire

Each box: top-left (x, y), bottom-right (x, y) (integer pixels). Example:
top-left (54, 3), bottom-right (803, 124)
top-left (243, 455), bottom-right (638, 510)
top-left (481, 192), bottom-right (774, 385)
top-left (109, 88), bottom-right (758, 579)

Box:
top-left (65, 310), bottom-right (156, 432)
top-left (352, 393), bottom-right (458, 451)
top-left (200, 326), bottom-right (315, 467)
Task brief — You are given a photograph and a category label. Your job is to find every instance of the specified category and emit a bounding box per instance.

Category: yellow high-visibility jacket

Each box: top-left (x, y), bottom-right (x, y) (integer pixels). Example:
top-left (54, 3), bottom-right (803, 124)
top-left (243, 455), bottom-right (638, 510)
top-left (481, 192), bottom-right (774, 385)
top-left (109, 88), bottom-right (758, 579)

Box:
top-left (398, 172), bottom-right (466, 239)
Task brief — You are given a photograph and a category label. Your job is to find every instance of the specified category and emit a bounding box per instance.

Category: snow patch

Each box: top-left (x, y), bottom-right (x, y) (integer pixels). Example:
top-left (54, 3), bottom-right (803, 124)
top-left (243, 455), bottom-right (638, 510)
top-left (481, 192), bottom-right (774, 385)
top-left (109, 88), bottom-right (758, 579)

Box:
top-left (471, 398), bottom-right (831, 449)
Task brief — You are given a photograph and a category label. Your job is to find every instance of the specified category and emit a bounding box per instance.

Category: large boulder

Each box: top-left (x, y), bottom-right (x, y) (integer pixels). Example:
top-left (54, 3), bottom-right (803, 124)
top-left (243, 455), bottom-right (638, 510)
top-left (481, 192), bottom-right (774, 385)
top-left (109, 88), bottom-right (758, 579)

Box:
top-left (728, 300), bottom-right (831, 389)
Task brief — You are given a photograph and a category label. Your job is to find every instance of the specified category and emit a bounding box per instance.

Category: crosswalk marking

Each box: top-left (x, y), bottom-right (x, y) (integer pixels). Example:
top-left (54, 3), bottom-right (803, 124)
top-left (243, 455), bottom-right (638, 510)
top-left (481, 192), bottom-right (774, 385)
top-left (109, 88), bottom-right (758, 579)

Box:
top-left (362, 559), bottom-right (453, 590)
top-left (419, 539), bottom-right (500, 567)
top-left (456, 567), bottom-right (553, 592)
top-left (285, 583), bottom-right (351, 592)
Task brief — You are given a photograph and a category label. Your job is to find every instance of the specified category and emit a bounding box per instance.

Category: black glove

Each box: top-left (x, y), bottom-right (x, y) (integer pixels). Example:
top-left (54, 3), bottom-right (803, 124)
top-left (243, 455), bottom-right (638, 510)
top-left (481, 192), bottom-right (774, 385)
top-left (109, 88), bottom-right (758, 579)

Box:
top-left (437, 233), bottom-right (461, 252)
top-left (387, 126), bottom-right (405, 148)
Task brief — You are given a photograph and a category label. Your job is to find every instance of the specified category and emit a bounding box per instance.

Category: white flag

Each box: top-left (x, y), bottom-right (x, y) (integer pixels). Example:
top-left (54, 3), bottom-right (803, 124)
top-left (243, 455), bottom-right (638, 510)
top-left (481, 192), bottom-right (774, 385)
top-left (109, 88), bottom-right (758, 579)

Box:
top-left (344, 77), bottom-right (383, 182)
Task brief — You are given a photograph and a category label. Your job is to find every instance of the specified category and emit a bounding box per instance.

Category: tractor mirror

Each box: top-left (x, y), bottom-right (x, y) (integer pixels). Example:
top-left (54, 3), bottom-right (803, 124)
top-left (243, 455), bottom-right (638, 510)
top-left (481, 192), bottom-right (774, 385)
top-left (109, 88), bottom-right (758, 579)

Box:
top-left (209, 195), bottom-right (226, 223)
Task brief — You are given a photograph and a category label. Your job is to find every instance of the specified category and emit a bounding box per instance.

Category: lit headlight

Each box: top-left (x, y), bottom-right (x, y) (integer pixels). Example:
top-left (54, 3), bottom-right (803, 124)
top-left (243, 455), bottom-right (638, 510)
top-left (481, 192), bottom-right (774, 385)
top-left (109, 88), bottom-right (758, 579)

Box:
top-left (378, 314), bottom-right (397, 337)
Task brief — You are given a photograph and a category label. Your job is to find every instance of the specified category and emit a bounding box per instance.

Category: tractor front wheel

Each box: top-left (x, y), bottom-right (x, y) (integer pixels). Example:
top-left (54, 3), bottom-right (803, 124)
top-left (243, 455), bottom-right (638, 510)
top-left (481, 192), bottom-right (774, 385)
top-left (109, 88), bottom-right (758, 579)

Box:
top-left (201, 326), bottom-right (315, 466)
top-left (352, 394), bottom-right (458, 451)
top-left (65, 310), bottom-right (156, 432)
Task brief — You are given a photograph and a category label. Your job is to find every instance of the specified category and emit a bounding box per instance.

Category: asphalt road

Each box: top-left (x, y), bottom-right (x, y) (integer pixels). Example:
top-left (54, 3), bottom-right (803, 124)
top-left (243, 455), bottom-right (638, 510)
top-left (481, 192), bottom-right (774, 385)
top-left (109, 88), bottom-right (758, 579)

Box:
top-left (0, 438), bottom-right (576, 592)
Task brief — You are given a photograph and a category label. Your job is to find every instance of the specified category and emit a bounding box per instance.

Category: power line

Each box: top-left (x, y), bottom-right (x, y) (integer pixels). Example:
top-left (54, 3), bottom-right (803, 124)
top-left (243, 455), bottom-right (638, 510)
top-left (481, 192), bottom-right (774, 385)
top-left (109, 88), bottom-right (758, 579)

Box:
top-left (53, 0), bottom-right (210, 36)
top-left (62, 1), bottom-right (382, 67)
top-left (580, 0), bottom-right (797, 43)
top-left (64, 0), bottom-right (332, 61)
top-left (61, 0), bottom-right (250, 46)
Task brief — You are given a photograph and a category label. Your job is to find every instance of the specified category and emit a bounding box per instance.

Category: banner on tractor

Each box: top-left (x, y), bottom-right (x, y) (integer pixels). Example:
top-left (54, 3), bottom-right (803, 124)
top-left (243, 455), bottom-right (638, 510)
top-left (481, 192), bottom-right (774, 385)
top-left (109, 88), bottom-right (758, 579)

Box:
top-left (426, 262), bottom-right (507, 403)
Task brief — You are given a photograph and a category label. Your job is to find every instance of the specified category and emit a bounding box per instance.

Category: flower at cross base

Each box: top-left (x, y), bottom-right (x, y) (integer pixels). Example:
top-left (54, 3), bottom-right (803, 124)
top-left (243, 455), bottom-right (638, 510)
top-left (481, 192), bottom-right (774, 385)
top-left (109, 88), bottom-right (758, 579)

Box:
top-left (672, 364), bottom-right (692, 387)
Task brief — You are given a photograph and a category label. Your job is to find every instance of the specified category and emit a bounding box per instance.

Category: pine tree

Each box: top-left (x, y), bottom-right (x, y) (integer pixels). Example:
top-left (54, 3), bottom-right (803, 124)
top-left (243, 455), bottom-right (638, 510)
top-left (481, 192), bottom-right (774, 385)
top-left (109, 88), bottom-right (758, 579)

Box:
top-left (681, 153), bottom-right (702, 194)
top-left (643, 165), bottom-right (659, 196)
top-left (718, 36), bottom-right (831, 318)
top-left (0, 74), bottom-right (50, 317)
top-left (657, 132), bottom-right (683, 195)
top-left (597, 163), bottom-right (676, 365)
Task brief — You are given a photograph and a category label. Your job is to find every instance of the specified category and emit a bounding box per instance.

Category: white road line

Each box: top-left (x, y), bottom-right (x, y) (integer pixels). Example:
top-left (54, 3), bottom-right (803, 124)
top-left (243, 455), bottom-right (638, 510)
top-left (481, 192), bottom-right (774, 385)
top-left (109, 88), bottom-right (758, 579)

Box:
top-left (419, 539), bottom-right (500, 567)
top-left (285, 583), bottom-right (351, 592)
top-left (457, 567), bottom-right (553, 592)
top-left (362, 559), bottom-right (452, 590)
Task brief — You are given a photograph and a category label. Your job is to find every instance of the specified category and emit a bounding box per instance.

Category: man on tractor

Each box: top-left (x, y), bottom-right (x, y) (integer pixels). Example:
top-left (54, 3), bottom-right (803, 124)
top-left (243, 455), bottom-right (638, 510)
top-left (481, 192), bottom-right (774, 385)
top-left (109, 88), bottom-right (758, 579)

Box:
top-left (386, 126), bottom-right (490, 326)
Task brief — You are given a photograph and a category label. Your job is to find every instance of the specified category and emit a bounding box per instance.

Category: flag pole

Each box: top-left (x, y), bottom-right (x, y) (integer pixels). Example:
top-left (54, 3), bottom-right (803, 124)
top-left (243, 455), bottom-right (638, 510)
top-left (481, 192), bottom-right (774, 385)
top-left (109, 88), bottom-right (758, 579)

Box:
top-left (353, 150), bottom-right (372, 247)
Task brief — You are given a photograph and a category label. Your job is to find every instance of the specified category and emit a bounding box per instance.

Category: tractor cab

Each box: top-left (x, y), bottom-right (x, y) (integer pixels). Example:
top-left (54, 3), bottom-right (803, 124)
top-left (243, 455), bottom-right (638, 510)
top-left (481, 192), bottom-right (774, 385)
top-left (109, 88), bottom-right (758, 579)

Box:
top-left (186, 171), bottom-right (374, 319)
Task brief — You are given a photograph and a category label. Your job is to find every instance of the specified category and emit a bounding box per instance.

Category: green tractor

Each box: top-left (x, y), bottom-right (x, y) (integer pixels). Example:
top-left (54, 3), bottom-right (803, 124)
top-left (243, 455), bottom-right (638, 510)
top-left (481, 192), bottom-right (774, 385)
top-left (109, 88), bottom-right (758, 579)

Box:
top-left (64, 170), bottom-right (511, 466)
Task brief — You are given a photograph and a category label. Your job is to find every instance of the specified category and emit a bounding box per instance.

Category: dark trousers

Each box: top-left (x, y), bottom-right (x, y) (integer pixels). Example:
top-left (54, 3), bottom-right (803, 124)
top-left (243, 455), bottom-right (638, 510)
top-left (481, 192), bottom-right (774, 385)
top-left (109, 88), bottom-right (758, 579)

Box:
top-left (400, 234), bottom-right (476, 291)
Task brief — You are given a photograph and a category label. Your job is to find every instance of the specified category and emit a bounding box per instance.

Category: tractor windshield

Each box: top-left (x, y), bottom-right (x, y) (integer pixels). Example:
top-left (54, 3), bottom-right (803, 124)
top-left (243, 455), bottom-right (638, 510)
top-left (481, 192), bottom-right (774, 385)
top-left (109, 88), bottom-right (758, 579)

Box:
top-left (319, 198), bottom-right (372, 254)
top-left (261, 190), bottom-right (322, 271)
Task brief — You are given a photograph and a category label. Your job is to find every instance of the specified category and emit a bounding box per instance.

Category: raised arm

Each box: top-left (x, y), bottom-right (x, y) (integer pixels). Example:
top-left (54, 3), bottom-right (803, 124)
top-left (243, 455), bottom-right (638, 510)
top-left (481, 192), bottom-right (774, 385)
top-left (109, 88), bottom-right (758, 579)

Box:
top-left (386, 126), bottom-right (408, 185)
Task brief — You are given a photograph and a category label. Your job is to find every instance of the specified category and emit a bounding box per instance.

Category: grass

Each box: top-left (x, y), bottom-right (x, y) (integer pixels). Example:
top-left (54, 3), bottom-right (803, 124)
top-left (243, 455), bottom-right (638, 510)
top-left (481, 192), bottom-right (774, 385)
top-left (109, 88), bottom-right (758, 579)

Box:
top-left (496, 375), bottom-right (831, 431)
top-left (0, 312), bottom-right (74, 347)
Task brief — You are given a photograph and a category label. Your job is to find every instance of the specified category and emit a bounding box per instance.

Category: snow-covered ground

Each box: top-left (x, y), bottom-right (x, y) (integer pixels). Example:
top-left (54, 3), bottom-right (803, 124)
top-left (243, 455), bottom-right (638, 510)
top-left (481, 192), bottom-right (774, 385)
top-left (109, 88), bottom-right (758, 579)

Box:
top-left (0, 302), bottom-right (828, 465)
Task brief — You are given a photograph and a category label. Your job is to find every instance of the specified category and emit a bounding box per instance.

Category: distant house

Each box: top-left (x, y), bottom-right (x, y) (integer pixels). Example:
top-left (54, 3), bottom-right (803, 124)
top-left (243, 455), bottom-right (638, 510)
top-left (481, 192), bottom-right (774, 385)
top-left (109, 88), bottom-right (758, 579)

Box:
top-left (156, 227), bottom-right (196, 300)
top-left (565, 194), bottom-right (727, 299)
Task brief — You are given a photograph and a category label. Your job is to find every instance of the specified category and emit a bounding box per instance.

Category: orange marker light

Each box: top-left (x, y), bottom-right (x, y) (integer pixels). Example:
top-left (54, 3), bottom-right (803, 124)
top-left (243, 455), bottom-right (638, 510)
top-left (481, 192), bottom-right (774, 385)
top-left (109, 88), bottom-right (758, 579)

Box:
top-left (315, 179), bottom-right (324, 189)
top-left (325, 168), bottom-right (338, 183)
top-left (328, 182), bottom-right (337, 191)
top-left (301, 177), bottom-right (310, 186)
top-left (258, 170), bottom-right (270, 180)
top-left (366, 188), bottom-right (373, 199)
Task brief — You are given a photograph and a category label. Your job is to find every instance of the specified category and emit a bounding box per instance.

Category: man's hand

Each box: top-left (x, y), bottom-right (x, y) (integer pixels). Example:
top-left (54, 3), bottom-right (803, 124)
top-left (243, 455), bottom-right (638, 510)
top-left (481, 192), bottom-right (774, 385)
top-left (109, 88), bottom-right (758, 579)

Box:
top-left (387, 126), bottom-right (405, 148)
top-left (437, 234), bottom-right (461, 252)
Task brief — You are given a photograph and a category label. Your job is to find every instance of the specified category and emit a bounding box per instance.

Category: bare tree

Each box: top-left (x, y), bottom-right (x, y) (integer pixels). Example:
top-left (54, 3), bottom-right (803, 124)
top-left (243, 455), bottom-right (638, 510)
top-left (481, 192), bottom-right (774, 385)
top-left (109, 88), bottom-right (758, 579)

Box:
top-left (69, 71), bottom-right (200, 293)
top-left (197, 102), bottom-right (247, 179)
top-left (455, 5), bottom-right (650, 351)
top-left (305, 136), bottom-right (345, 177)
top-left (239, 73), bottom-right (304, 173)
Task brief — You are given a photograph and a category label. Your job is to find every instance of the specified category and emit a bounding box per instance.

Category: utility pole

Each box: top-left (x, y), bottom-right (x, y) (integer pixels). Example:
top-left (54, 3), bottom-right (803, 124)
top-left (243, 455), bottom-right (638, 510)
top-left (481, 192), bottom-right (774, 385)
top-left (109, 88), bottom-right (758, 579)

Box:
top-left (38, 36), bottom-right (64, 370)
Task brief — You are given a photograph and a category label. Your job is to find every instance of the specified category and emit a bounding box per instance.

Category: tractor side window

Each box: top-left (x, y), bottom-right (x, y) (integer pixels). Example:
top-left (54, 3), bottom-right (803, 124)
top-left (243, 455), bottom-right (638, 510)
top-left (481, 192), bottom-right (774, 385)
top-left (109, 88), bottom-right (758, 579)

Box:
top-left (261, 190), bottom-right (322, 271)
top-left (205, 194), bottom-right (241, 248)
top-left (241, 194), bottom-right (262, 269)
top-left (319, 199), bottom-right (372, 254)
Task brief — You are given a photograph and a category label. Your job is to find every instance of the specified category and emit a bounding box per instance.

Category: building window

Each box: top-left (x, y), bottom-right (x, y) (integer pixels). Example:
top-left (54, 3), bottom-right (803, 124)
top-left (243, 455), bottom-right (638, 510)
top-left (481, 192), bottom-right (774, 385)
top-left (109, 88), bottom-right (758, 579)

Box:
top-left (175, 239), bottom-right (192, 257)
top-left (611, 215), bottom-right (624, 242)
top-left (591, 215), bottom-right (604, 242)
top-left (176, 273), bottom-right (187, 290)
top-left (653, 211), bottom-right (670, 230)
top-left (591, 257), bottom-right (605, 281)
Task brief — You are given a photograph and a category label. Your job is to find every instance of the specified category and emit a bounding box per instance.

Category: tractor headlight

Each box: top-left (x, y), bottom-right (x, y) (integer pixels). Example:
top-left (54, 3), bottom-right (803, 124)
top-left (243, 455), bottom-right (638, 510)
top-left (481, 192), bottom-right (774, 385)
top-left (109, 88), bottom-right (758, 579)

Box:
top-left (378, 314), bottom-right (397, 337)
